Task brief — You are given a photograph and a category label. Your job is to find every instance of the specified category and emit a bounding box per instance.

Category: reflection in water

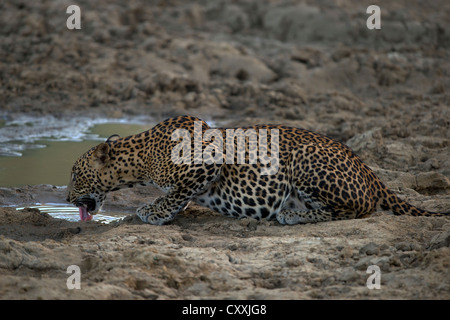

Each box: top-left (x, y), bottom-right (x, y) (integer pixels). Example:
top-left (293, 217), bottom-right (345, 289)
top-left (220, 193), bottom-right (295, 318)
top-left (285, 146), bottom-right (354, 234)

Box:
top-left (15, 203), bottom-right (126, 224)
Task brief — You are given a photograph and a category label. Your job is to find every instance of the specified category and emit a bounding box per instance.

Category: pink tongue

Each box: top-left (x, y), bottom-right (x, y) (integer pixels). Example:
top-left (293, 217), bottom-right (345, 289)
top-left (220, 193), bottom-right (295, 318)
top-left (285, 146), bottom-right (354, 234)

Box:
top-left (79, 206), bottom-right (93, 221)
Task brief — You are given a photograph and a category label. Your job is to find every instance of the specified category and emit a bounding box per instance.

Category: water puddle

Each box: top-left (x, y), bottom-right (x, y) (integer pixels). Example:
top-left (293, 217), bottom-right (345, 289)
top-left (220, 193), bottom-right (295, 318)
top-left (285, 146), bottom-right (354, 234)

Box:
top-left (15, 203), bottom-right (126, 224)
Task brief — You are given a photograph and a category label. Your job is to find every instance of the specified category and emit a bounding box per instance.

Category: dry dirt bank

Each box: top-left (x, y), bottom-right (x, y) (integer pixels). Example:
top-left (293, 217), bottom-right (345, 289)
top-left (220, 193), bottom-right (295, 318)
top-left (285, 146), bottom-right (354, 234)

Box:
top-left (0, 184), bottom-right (448, 299)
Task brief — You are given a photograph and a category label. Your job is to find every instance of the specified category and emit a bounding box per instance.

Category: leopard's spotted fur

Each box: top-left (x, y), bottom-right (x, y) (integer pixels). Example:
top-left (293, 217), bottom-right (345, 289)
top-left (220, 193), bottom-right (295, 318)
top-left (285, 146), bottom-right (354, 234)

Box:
top-left (67, 116), bottom-right (448, 225)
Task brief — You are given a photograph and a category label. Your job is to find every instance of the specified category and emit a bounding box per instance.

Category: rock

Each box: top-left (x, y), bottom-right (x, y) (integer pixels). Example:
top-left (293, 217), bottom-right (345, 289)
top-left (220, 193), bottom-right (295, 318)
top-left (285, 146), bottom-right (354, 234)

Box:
top-left (415, 172), bottom-right (450, 192)
top-left (429, 231), bottom-right (450, 250)
top-left (354, 255), bottom-right (395, 272)
top-left (374, 56), bottom-right (409, 86)
top-left (214, 54), bottom-right (276, 83)
top-left (346, 128), bottom-right (384, 156)
top-left (395, 242), bottom-right (420, 252)
top-left (222, 5), bottom-right (250, 32)
top-left (385, 142), bottom-right (415, 165)
top-left (262, 4), bottom-right (346, 44)
top-left (332, 46), bottom-right (353, 62)
top-left (337, 267), bottom-right (359, 283)
top-left (354, 256), bottom-right (374, 271)
top-left (291, 47), bottom-right (325, 68)
top-left (339, 246), bottom-right (354, 259)
top-left (372, 168), bottom-right (417, 190)
top-left (359, 242), bottom-right (379, 256)
top-left (374, 170), bottom-right (450, 193)
top-left (184, 3), bottom-right (204, 28)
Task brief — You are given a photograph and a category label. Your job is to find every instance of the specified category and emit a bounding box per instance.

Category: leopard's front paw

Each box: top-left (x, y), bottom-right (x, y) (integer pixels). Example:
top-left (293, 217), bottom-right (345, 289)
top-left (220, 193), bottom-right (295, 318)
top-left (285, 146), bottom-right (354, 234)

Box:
top-left (136, 205), bottom-right (161, 225)
top-left (136, 202), bottom-right (175, 225)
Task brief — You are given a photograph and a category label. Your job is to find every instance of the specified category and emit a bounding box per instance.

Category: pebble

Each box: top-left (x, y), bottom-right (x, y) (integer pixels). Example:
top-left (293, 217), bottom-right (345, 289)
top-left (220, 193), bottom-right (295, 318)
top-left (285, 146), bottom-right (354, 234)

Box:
top-left (395, 242), bottom-right (420, 251)
top-left (359, 242), bottom-right (379, 255)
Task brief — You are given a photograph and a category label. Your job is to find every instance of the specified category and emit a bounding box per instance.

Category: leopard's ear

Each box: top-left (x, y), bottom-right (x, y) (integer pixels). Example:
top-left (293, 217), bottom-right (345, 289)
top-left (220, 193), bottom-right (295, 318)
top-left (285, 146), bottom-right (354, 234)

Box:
top-left (92, 143), bottom-right (111, 168)
top-left (106, 134), bottom-right (120, 142)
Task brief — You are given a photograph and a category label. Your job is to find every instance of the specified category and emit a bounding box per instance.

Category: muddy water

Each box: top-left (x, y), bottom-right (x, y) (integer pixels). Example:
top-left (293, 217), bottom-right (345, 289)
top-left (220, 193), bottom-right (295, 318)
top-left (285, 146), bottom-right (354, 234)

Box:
top-left (0, 122), bottom-right (151, 187)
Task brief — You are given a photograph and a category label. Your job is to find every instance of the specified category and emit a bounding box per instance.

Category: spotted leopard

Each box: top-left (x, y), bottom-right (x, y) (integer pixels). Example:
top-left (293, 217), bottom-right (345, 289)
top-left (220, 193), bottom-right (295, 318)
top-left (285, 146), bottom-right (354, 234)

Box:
top-left (67, 115), bottom-right (448, 224)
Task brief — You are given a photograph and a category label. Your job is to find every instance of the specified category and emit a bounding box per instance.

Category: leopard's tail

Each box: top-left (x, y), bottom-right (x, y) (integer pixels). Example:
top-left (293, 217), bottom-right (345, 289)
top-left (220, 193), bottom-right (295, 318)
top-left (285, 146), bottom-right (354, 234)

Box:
top-left (380, 188), bottom-right (449, 217)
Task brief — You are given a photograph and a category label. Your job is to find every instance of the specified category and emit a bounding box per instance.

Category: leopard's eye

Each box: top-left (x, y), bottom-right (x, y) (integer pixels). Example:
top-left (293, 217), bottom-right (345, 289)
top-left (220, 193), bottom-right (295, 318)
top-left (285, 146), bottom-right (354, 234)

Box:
top-left (72, 172), bottom-right (77, 182)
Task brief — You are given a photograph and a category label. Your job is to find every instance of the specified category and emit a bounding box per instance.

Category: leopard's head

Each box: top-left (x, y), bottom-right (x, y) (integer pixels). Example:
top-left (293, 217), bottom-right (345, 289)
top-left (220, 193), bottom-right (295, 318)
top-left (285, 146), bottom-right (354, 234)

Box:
top-left (66, 135), bottom-right (120, 221)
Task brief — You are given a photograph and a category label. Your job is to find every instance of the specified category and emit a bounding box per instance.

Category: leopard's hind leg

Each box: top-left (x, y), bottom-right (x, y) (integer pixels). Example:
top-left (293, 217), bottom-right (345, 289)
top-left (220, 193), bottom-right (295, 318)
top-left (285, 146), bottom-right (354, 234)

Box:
top-left (276, 207), bottom-right (356, 225)
top-left (277, 189), bottom-right (357, 225)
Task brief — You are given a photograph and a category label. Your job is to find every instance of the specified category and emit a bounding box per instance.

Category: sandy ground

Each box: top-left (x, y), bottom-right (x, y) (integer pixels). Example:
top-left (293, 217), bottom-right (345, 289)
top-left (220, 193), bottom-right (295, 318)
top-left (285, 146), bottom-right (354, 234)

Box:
top-left (0, 0), bottom-right (449, 299)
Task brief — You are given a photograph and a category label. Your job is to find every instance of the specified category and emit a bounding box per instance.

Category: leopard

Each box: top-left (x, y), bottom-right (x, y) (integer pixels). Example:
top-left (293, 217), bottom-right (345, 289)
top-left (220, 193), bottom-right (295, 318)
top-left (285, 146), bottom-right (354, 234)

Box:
top-left (66, 115), bottom-right (448, 225)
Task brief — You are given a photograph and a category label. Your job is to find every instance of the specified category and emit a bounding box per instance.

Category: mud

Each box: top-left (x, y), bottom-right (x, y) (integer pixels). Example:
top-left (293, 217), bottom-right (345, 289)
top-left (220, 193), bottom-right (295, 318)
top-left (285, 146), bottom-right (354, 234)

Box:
top-left (0, 0), bottom-right (449, 299)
